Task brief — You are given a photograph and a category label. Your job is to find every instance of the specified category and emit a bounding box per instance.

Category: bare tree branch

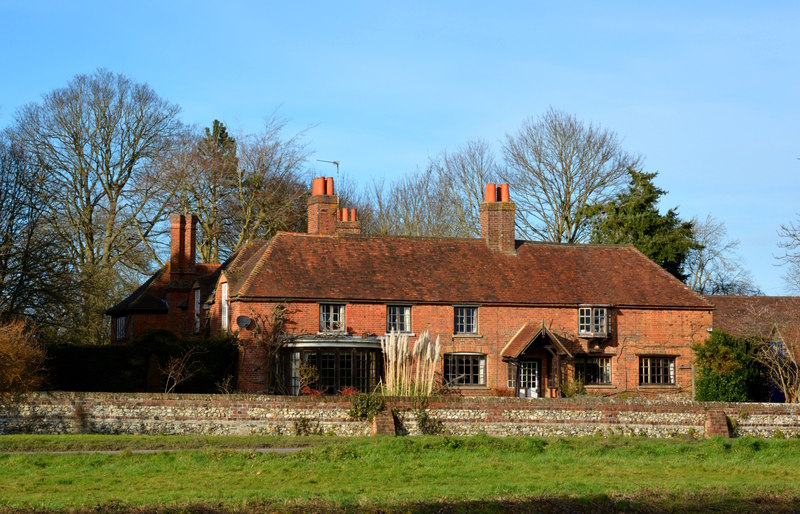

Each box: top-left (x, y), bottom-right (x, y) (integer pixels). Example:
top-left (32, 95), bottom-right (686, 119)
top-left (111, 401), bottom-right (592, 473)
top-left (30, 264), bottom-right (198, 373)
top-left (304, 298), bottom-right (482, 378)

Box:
top-left (502, 107), bottom-right (640, 243)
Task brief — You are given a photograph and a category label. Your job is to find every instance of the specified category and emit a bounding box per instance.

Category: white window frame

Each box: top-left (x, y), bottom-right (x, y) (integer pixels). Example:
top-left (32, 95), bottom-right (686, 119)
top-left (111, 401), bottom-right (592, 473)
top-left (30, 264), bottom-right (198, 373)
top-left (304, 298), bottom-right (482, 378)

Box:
top-left (443, 353), bottom-right (486, 386)
top-left (574, 356), bottom-right (612, 385)
top-left (319, 303), bottom-right (346, 334)
top-left (386, 305), bottom-right (412, 333)
top-left (220, 283), bottom-right (229, 331)
top-left (578, 306), bottom-right (609, 337)
top-left (194, 288), bottom-right (201, 334)
top-left (639, 356), bottom-right (676, 385)
top-left (454, 306), bottom-right (478, 335)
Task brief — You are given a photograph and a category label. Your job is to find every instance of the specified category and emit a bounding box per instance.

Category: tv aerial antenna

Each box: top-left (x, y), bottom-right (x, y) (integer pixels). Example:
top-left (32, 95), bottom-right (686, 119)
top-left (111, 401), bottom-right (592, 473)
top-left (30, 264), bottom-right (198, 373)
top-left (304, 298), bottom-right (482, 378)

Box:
top-left (317, 159), bottom-right (340, 208)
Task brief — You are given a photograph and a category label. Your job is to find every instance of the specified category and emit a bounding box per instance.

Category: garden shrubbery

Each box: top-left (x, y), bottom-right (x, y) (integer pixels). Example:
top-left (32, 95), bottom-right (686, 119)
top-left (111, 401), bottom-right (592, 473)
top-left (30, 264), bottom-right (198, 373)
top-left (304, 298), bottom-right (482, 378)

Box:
top-left (693, 329), bottom-right (768, 402)
top-left (0, 320), bottom-right (45, 392)
top-left (44, 329), bottom-right (239, 393)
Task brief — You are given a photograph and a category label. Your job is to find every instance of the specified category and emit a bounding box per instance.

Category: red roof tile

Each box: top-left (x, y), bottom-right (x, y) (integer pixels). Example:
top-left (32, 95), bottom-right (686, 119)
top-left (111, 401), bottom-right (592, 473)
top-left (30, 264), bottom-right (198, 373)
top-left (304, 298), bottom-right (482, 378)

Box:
top-left (106, 263), bottom-right (221, 315)
top-left (501, 321), bottom-right (574, 358)
top-left (707, 295), bottom-right (800, 340)
top-left (229, 233), bottom-right (710, 309)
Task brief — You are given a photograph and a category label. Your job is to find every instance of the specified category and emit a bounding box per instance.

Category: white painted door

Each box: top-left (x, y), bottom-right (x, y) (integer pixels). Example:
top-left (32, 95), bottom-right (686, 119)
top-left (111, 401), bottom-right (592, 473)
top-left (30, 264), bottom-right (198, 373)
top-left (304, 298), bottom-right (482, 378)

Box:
top-left (518, 360), bottom-right (540, 398)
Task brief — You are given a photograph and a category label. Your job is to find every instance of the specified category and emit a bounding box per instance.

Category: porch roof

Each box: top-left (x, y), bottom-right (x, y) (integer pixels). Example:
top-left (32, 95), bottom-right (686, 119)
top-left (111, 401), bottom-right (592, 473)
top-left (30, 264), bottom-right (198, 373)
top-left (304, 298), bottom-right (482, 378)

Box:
top-left (501, 320), bottom-right (574, 359)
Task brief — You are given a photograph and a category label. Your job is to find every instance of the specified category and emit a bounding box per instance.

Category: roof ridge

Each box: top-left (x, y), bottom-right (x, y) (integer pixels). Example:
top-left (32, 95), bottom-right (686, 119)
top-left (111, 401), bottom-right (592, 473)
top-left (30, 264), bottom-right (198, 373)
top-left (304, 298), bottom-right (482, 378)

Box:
top-left (274, 231), bottom-right (645, 248)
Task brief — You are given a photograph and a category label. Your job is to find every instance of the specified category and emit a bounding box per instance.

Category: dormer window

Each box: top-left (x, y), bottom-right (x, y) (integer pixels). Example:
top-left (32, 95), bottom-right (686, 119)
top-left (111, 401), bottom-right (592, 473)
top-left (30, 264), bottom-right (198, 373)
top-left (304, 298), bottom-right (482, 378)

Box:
top-left (578, 306), bottom-right (609, 337)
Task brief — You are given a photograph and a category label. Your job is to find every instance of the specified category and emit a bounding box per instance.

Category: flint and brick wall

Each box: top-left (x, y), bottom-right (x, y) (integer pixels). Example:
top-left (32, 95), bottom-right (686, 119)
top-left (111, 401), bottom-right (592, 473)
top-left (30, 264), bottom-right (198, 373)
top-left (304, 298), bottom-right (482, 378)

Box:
top-left (3, 392), bottom-right (800, 439)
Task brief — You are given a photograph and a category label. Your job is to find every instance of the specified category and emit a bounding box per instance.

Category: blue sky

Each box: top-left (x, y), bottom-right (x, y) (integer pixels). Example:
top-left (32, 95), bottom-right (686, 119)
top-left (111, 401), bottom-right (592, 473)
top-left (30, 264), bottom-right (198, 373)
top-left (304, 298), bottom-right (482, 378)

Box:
top-left (1, 1), bottom-right (798, 294)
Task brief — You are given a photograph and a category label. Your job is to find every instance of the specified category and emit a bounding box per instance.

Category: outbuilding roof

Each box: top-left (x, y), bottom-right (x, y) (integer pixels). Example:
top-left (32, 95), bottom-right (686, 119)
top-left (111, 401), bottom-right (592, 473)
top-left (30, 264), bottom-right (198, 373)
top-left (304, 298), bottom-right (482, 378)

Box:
top-left (708, 295), bottom-right (800, 340)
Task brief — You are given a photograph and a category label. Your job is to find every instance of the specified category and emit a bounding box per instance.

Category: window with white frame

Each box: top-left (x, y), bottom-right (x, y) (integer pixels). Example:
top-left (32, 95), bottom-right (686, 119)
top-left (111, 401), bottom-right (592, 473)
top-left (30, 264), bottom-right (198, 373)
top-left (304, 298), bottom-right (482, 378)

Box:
top-left (639, 356), bottom-right (676, 385)
top-left (578, 306), bottom-right (608, 336)
top-left (574, 356), bottom-right (611, 385)
top-left (319, 303), bottom-right (346, 333)
top-left (194, 289), bottom-right (201, 334)
top-left (443, 353), bottom-right (486, 386)
top-left (386, 305), bottom-right (411, 333)
top-left (115, 316), bottom-right (126, 340)
top-left (220, 283), bottom-right (229, 331)
top-left (454, 306), bottom-right (478, 334)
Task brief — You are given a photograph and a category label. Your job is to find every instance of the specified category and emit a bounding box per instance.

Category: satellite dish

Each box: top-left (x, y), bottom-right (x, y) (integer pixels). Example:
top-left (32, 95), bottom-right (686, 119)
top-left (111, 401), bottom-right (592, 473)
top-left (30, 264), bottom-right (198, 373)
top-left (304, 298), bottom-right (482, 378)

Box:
top-left (236, 316), bottom-right (252, 329)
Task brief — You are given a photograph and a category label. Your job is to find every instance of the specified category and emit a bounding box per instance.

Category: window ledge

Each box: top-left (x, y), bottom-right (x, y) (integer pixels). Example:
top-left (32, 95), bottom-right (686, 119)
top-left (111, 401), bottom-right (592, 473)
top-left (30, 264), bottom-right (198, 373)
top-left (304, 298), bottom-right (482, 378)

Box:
top-left (384, 332), bottom-right (415, 337)
top-left (585, 384), bottom-right (616, 389)
top-left (453, 333), bottom-right (483, 339)
top-left (637, 384), bottom-right (679, 389)
top-left (578, 332), bottom-right (610, 339)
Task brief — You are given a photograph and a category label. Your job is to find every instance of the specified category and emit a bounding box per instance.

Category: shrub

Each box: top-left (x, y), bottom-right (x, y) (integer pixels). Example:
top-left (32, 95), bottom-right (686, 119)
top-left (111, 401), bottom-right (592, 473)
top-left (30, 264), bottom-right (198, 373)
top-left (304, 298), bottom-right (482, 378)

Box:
top-left (561, 377), bottom-right (586, 397)
top-left (0, 320), bottom-right (45, 392)
top-left (349, 393), bottom-right (385, 420)
top-left (43, 330), bottom-right (239, 393)
top-left (490, 387), bottom-right (515, 397)
top-left (340, 386), bottom-right (359, 396)
top-left (693, 330), bottom-right (766, 402)
top-left (301, 386), bottom-right (323, 397)
top-left (412, 396), bottom-right (443, 435)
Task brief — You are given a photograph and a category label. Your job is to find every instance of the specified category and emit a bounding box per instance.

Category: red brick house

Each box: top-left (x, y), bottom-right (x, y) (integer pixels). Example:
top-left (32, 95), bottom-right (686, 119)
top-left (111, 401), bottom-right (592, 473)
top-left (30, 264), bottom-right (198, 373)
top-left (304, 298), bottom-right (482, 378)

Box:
top-left (108, 177), bottom-right (713, 397)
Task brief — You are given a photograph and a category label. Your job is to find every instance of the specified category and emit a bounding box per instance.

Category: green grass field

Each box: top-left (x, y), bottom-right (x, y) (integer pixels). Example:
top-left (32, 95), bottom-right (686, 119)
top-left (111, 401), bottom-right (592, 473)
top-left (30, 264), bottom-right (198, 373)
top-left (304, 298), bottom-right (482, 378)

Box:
top-left (2, 435), bottom-right (800, 513)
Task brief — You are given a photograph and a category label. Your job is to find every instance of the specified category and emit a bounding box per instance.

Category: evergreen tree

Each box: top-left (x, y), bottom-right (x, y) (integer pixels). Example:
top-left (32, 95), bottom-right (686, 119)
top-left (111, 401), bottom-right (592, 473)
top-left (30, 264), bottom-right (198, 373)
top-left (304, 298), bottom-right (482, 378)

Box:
top-left (588, 168), bottom-right (696, 281)
top-left (692, 329), bottom-right (767, 402)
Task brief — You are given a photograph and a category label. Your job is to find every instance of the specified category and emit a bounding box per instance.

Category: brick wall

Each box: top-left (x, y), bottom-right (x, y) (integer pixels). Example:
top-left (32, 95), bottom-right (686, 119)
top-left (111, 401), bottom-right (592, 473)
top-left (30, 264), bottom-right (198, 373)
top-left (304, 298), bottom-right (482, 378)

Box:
top-left (227, 299), bottom-right (711, 395)
top-left (4, 393), bottom-right (799, 438)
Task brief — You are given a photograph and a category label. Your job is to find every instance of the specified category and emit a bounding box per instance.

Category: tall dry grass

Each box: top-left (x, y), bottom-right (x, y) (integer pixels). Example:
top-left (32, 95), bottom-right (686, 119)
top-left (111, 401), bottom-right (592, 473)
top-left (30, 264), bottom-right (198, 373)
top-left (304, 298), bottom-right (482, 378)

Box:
top-left (381, 329), bottom-right (441, 396)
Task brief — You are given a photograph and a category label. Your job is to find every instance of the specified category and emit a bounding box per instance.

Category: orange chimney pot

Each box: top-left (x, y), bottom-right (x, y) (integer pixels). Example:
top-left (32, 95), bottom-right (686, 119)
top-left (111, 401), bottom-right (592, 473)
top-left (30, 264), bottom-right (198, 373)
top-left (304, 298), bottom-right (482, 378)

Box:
top-left (311, 177), bottom-right (325, 196)
top-left (499, 183), bottom-right (510, 202)
top-left (484, 183), bottom-right (497, 203)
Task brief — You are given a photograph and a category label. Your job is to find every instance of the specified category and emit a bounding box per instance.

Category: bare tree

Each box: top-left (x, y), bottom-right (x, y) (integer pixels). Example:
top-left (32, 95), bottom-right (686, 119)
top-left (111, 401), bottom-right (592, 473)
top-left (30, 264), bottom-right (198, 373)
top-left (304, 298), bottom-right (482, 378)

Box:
top-left (171, 116), bottom-right (310, 262)
top-left (372, 167), bottom-right (469, 238)
top-left (225, 117), bottom-right (310, 252)
top-left (502, 108), bottom-right (640, 243)
top-left (172, 120), bottom-right (239, 263)
top-left (14, 69), bottom-right (181, 342)
top-left (433, 139), bottom-right (501, 237)
top-left (161, 346), bottom-right (204, 393)
top-left (778, 213), bottom-right (800, 292)
top-left (685, 214), bottom-right (761, 295)
top-left (0, 129), bottom-right (70, 326)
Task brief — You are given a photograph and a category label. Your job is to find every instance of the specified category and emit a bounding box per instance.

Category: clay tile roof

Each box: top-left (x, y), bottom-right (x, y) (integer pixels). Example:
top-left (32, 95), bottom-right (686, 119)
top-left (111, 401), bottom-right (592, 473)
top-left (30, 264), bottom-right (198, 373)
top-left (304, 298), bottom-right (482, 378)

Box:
top-left (228, 233), bottom-right (710, 309)
top-left (501, 321), bottom-right (574, 359)
top-left (707, 295), bottom-right (800, 340)
top-left (106, 263), bottom-right (221, 315)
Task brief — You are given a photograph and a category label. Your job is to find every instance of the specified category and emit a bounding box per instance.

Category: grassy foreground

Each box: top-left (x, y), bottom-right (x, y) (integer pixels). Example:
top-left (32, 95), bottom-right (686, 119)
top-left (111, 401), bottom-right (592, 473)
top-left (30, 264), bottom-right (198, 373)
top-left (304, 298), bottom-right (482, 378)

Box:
top-left (2, 435), bottom-right (800, 512)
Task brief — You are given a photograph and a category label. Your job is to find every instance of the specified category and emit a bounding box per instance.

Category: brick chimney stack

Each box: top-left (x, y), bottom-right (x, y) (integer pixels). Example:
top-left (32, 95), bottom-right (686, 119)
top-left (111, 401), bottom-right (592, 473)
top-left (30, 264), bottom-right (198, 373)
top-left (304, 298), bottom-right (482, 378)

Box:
top-left (170, 214), bottom-right (197, 276)
top-left (335, 207), bottom-right (362, 236)
top-left (308, 177), bottom-right (338, 235)
top-left (480, 183), bottom-right (516, 253)
top-left (307, 177), bottom-right (362, 236)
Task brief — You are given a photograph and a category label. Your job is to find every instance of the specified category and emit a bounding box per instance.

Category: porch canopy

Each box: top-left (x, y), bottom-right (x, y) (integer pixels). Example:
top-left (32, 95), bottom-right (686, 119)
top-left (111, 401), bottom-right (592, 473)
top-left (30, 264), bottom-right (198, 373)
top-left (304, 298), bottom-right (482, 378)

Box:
top-left (501, 320), bottom-right (573, 396)
top-left (501, 320), bottom-right (574, 361)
